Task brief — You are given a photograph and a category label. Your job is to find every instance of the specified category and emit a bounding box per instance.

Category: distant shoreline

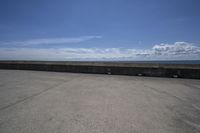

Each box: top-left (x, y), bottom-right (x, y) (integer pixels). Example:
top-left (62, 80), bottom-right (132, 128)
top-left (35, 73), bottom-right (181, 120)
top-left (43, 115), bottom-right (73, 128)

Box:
top-left (0, 60), bottom-right (200, 64)
top-left (108, 60), bottom-right (200, 64)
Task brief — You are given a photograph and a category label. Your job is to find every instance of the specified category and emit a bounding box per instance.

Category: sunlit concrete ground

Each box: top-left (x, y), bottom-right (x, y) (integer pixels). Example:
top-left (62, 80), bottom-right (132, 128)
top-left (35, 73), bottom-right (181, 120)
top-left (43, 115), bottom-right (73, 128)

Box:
top-left (0, 70), bottom-right (200, 133)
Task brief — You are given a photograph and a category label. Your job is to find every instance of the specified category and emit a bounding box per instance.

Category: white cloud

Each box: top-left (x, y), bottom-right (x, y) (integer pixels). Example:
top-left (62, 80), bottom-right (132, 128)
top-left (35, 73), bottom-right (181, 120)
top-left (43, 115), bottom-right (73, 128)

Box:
top-left (0, 42), bottom-right (199, 60)
top-left (152, 42), bottom-right (199, 55)
top-left (1, 36), bottom-right (102, 46)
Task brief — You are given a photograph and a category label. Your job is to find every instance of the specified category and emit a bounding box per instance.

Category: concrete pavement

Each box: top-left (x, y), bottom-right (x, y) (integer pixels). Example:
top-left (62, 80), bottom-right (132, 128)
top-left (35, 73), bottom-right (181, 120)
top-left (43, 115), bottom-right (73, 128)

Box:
top-left (0, 70), bottom-right (200, 133)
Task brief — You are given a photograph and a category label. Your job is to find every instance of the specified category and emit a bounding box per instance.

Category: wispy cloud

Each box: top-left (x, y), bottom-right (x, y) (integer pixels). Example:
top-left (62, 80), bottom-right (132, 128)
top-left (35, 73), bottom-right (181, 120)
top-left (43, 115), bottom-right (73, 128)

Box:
top-left (0, 42), bottom-right (199, 60)
top-left (1, 36), bottom-right (102, 46)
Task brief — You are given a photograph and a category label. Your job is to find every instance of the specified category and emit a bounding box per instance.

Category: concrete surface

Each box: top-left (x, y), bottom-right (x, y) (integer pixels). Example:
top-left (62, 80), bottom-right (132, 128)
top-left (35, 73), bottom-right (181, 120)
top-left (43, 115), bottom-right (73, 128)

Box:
top-left (0, 70), bottom-right (200, 133)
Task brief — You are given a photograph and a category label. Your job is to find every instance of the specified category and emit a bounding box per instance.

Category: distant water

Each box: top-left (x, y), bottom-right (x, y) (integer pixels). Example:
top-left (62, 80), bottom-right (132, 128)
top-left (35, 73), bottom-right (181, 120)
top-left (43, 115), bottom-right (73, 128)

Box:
top-left (112, 60), bottom-right (200, 64)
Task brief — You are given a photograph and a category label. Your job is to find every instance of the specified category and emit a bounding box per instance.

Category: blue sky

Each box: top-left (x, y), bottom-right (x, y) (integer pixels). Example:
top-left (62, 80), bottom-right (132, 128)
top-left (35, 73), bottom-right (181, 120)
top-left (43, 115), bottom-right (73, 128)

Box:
top-left (0, 0), bottom-right (200, 60)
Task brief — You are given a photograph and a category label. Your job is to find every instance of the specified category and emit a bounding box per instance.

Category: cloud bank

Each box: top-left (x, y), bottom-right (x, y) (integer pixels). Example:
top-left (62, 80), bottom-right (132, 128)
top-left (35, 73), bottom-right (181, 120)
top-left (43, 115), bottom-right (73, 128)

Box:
top-left (1, 36), bottom-right (102, 46)
top-left (0, 42), bottom-right (199, 60)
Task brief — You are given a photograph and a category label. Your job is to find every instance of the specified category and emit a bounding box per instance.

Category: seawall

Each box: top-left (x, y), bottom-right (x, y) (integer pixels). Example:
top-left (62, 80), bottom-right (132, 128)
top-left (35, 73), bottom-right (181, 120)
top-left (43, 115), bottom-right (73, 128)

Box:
top-left (0, 61), bottom-right (200, 79)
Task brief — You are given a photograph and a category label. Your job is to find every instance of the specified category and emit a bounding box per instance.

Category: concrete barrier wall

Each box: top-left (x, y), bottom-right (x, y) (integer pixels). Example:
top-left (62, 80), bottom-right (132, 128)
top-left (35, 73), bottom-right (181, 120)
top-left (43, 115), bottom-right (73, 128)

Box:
top-left (0, 61), bottom-right (200, 79)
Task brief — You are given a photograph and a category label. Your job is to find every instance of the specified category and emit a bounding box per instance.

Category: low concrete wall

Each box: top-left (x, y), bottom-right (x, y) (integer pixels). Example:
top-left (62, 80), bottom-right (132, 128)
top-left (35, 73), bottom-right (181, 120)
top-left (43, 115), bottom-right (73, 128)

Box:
top-left (0, 61), bottom-right (200, 79)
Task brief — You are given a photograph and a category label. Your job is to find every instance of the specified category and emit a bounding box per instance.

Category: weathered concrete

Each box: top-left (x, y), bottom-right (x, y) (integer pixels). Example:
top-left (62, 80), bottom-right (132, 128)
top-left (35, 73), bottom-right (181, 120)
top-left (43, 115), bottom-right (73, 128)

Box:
top-left (0, 61), bottom-right (200, 79)
top-left (0, 70), bottom-right (200, 133)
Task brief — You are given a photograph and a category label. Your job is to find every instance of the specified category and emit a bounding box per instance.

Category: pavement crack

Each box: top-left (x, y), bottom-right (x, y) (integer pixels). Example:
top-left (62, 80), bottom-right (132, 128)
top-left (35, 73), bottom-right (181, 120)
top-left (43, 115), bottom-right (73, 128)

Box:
top-left (144, 84), bottom-right (185, 102)
top-left (0, 77), bottom-right (77, 112)
top-left (144, 84), bottom-right (200, 113)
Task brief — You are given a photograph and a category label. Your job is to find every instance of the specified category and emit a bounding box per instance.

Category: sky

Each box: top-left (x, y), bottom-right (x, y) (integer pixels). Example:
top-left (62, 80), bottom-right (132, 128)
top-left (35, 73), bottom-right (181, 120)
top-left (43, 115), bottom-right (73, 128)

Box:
top-left (0, 0), bottom-right (200, 60)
